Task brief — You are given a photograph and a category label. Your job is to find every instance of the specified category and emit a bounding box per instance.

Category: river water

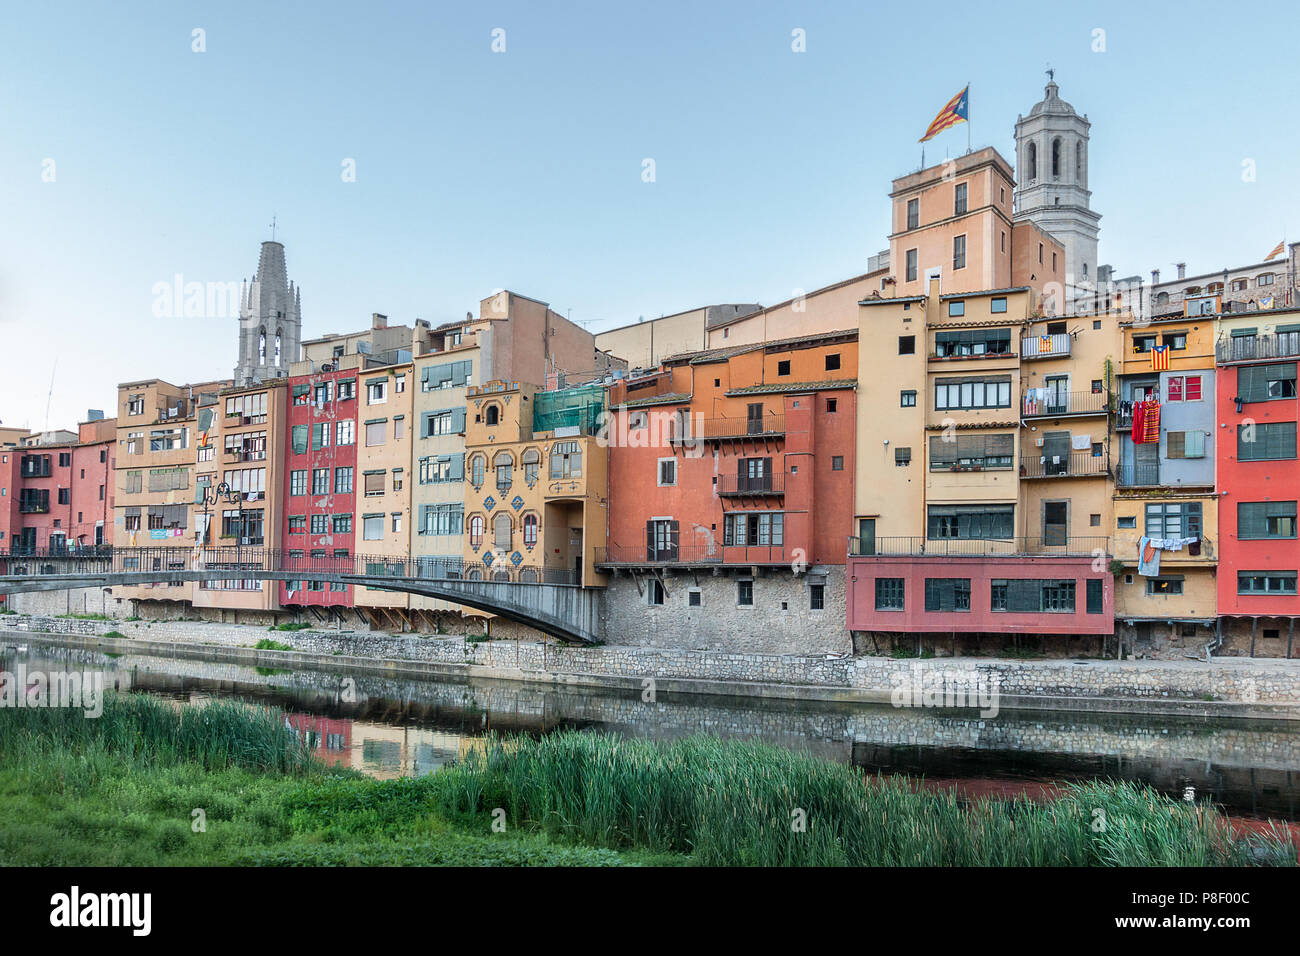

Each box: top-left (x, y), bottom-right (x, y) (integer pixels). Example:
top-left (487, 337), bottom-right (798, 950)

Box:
top-left (4, 642), bottom-right (1298, 823)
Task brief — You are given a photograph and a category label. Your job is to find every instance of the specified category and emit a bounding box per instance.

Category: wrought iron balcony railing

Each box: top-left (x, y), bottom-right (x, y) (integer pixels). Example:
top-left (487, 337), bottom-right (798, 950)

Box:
top-left (1021, 390), bottom-right (1110, 417)
top-left (1018, 451), bottom-right (1109, 479)
top-left (847, 535), bottom-right (1110, 558)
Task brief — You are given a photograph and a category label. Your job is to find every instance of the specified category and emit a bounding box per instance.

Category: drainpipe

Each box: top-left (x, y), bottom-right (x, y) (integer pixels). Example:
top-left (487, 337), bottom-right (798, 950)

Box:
top-left (1204, 617), bottom-right (1223, 662)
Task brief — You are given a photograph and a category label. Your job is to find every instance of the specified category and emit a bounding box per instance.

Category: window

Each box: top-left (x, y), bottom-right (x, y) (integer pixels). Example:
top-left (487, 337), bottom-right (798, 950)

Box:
top-left (1238, 571), bottom-right (1296, 595)
top-left (900, 390), bottom-right (916, 407)
top-left (1090, 514), bottom-right (1101, 527)
top-left (905, 248), bottom-right (918, 283)
top-left (990, 579), bottom-right (1076, 612)
top-left (906, 198), bottom-right (918, 230)
top-left (1238, 422), bottom-right (1297, 461)
top-left (311, 514), bottom-right (329, 534)
top-left (893, 448), bottom-right (909, 467)
top-left (1117, 515), bottom-right (1136, 529)
top-left (898, 336), bottom-right (915, 355)
top-left (933, 376), bottom-right (1012, 410)
top-left (648, 580), bottom-right (664, 606)
top-left (925, 578), bottom-right (970, 612)
top-left (824, 353), bottom-right (841, 372)
top-left (777, 359), bottom-right (791, 376)
top-left (1238, 363), bottom-right (1297, 403)
top-left (522, 448), bottom-right (541, 483)
top-left (826, 398), bottom-right (837, 413)
top-left (952, 235), bottom-right (966, 271)
top-left (493, 513), bottom-right (512, 550)
top-left (929, 434), bottom-right (1013, 471)
top-left (469, 514), bottom-right (485, 549)
top-left (1086, 579), bottom-right (1103, 615)
top-left (875, 577), bottom-right (904, 610)
top-left (494, 451), bottom-right (514, 491)
top-left (948, 300), bottom-right (965, 317)
top-left (333, 514), bottom-right (352, 534)
top-left (832, 455), bottom-right (845, 470)
top-left (418, 504), bottom-right (463, 536)
top-left (1163, 332), bottom-right (1187, 351)
top-left (365, 420), bottom-right (386, 446)
top-left (312, 468), bottom-right (329, 495)
top-left (1231, 278), bottom-right (1248, 292)
top-left (934, 327), bottom-right (1011, 357)
top-left (367, 380), bottom-right (387, 404)
top-left (470, 454), bottom-right (485, 487)
top-left (395, 373), bottom-right (406, 393)
top-left (363, 472), bottom-right (385, 497)
top-left (723, 512), bottom-right (784, 547)
top-left (1145, 502), bottom-right (1202, 538)
top-left (391, 513), bottom-right (402, 534)
top-left (1258, 273), bottom-right (1275, 287)
top-left (657, 458), bottom-right (676, 486)
top-left (954, 182), bottom-right (967, 215)
top-left (1133, 335), bottom-right (1157, 353)
top-left (337, 379), bottom-right (356, 401)
top-left (1146, 577), bottom-right (1183, 595)
top-left (737, 580), bottom-right (753, 606)
top-left (523, 513), bottom-right (539, 547)
top-left (290, 470), bottom-right (308, 496)
top-left (927, 505), bottom-right (1014, 540)
top-left (1166, 375), bottom-right (1202, 402)
top-left (362, 515), bottom-right (383, 540)
top-left (990, 297), bottom-right (1007, 314)
top-left (551, 441), bottom-right (582, 478)
top-left (1238, 501), bottom-right (1297, 539)
top-left (805, 582), bottom-right (825, 610)
top-left (688, 590), bottom-right (701, 607)
top-left (334, 467), bottom-right (354, 494)
top-left (127, 396), bottom-right (145, 415)
top-left (394, 417), bottom-right (405, 440)
top-left (288, 515), bottom-right (306, 535)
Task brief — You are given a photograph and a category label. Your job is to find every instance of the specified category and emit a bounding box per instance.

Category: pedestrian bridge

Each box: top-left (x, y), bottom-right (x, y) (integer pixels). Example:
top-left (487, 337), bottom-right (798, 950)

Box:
top-left (0, 548), bottom-right (603, 645)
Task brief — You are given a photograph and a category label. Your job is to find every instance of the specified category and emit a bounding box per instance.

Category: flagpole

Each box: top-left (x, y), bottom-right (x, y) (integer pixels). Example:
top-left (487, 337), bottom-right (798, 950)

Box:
top-left (966, 81), bottom-right (971, 153)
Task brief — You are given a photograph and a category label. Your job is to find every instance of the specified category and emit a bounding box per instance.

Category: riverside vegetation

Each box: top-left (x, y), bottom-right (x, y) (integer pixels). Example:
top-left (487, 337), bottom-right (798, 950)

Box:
top-left (0, 693), bottom-right (1294, 867)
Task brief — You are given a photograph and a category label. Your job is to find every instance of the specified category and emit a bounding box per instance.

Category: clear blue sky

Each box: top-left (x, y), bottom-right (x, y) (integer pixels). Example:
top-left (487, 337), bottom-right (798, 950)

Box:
top-left (2, 0), bottom-right (1296, 430)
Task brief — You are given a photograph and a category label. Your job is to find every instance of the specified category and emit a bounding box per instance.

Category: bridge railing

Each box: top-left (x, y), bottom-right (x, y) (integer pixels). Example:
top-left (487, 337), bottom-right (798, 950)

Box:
top-left (0, 547), bottom-right (580, 587)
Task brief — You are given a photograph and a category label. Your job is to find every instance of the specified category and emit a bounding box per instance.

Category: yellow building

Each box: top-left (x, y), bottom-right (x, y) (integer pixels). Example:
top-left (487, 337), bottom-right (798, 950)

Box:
top-left (461, 381), bottom-right (607, 586)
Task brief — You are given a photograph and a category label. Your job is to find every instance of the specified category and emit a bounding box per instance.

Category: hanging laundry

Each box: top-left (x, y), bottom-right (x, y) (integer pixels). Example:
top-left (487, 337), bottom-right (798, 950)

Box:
top-left (1137, 536), bottom-right (1160, 576)
top-left (1071, 434), bottom-right (1092, 450)
top-left (1133, 399), bottom-right (1160, 444)
top-left (1188, 537), bottom-right (1202, 557)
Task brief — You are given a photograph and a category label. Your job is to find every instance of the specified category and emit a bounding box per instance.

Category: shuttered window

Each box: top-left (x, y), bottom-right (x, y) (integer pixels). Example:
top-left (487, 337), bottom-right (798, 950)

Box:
top-left (1238, 501), bottom-right (1297, 539)
top-left (929, 433), bottom-right (1014, 471)
top-left (1238, 422), bottom-right (1297, 461)
top-left (924, 578), bottom-right (970, 612)
top-left (1238, 362), bottom-right (1297, 403)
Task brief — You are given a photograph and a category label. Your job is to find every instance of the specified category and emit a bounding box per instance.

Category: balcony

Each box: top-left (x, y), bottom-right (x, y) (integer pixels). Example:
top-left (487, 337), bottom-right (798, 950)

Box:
top-left (1020, 333), bottom-right (1071, 360)
top-left (678, 414), bottom-right (785, 441)
top-left (848, 535), bottom-right (1109, 558)
top-left (1217, 331), bottom-right (1300, 364)
top-left (1018, 451), bottom-right (1109, 479)
top-left (1116, 461), bottom-right (1160, 487)
top-left (595, 543), bottom-right (788, 566)
top-left (1021, 390), bottom-right (1110, 418)
top-left (716, 472), bottom-right (786, 497)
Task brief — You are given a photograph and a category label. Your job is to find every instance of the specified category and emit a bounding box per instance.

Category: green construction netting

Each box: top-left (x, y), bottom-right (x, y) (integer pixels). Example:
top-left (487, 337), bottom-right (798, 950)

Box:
top-left (533, 384), bottom-right (605, 434)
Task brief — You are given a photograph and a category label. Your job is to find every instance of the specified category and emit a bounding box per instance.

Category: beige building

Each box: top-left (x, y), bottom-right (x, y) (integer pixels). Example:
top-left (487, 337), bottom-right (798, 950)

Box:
top-left (461, 381), bottom-right (608, 588)
top-left (597, 303), bottom-right (760, 369)
top-left (355, 360), bottom-right (415, 625)
top-left (704, 274), bottom-right (881, 350)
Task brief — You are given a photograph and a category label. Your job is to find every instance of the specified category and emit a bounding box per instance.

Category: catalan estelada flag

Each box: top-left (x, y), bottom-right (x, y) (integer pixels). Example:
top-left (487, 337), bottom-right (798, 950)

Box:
top-left (1151, 344), bottom-right (1171, 371)
top-left (1265, 240), bottom-right (1285, 261)
top-left (920, 85), bottom-right (969, 143)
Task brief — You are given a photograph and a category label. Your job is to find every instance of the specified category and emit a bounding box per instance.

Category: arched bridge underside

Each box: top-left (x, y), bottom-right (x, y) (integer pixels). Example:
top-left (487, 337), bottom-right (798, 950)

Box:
top-left (0, 551), bottom-right (602, 644)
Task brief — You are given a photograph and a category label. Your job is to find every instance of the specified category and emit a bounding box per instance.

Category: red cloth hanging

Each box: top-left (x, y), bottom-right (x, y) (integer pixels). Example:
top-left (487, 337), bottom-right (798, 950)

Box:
top-left (1131, 401), bottom-right (1145, 443)
top-left (1140, 399), bottom-right (1161, 444)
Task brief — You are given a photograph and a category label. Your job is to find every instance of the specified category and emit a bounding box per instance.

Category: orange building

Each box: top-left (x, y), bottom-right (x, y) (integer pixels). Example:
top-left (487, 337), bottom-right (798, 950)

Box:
top-left (599, 330), bottom-right (857, 654)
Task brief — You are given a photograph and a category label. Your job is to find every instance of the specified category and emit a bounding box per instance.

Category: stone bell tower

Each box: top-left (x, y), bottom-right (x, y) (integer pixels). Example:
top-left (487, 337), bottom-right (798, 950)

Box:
top-left (235, 238), bottom-right (301, 386)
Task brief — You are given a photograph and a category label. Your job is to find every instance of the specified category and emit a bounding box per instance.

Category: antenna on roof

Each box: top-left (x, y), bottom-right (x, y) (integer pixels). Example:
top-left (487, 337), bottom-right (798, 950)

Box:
top-left (43, 358), bottom-right (57, 432)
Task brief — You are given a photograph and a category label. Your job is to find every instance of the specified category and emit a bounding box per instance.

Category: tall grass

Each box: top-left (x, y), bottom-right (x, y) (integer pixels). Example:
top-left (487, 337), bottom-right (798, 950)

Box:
top-left (0, 692), bottom-right (318, 776)
top-left (432, 731), bottom-right (1297, 867)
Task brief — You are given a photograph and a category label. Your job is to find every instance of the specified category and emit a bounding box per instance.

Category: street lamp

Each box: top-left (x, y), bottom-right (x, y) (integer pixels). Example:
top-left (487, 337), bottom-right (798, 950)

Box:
top-left (198, 480), bottom-right (244, 550)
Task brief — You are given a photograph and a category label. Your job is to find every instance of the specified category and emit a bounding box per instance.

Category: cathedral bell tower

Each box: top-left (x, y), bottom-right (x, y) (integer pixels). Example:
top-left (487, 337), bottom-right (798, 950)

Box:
top-left (235, 238), bottom-right (301, 386)
top-left (1013, 77), bottom-right (1101, 309)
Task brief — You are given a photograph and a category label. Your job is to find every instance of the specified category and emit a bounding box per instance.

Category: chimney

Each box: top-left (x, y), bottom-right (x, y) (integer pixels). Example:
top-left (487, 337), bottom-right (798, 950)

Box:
top-left (1151, 269), bottom-right (1160, 285)
top-left (1176, 263), bottom-right (1186, 280)
top-left (371, 312), bottom-right (388, 330)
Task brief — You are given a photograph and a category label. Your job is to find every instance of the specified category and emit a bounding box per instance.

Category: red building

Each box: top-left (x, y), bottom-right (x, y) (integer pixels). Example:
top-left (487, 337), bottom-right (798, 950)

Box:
top-left (280, 365), bottom-right (358, 610)
top-left (0, 417), bottom-right (116, 555)
top-left (1215, 324), bottom-right (1299, 655)
top-left (598, 331), bottom-right (858, 654)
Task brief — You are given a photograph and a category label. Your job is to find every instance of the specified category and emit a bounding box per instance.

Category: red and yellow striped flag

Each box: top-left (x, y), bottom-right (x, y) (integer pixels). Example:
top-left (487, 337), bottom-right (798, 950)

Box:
top-left (919, 85), bottom-right (969, 143)
top-left (1265, 240), bottom-right (1285, 261)
top-left (1151, 344), bottom-right (1171, 372)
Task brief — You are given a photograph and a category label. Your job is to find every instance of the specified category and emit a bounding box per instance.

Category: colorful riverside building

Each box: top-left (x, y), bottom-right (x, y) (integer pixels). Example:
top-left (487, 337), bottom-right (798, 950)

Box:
top-left (408, 291), bottom-right (626, 632)
top-left (1215, 307), bottom-right (1300, 656)
top-left (279, 356), bottom-right (361, 616)
top-left (598, 330), bottom-right (857, 654)
top-left (461, 380), bottom-right (608, 595)
top-left (845, 146), bottom-right (1118, 655)
top-left (0, 415), bottom-right (116, 555)
top-left (1109, 296), bottom-right (1219, 655)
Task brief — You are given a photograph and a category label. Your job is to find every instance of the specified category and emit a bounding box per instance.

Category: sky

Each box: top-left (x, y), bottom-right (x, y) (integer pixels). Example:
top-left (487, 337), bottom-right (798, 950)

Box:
top-left (2, 0), bottom-right (1297, 431)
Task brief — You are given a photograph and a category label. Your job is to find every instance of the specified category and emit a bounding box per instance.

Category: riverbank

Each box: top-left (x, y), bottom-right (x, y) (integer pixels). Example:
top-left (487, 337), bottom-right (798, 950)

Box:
top-left (1, 691), bottom-right (1292, 867)
top-left (7, 615), bottom-right (1300, 719)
